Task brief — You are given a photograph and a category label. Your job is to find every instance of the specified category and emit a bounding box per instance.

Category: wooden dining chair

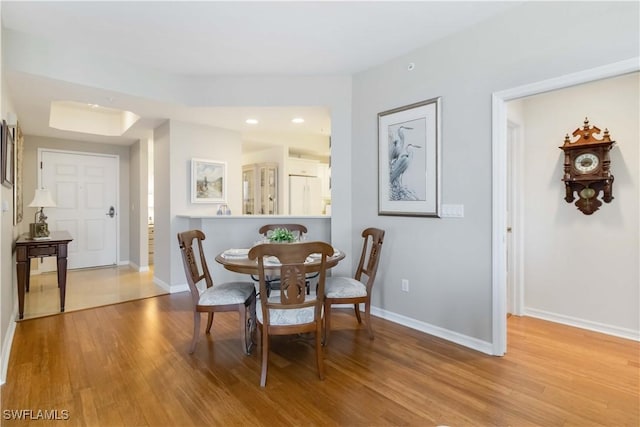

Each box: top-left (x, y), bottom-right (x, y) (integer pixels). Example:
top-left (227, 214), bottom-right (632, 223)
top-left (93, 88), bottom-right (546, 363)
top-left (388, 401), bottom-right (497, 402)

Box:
top-left (257, 223), bottom-right (311, 294)
top-left (177, 230), bottom-right (257, 355)
top-left (323, 228), bottom-right (385, 345)
top-left (249, 241), bottom-right (334, 387)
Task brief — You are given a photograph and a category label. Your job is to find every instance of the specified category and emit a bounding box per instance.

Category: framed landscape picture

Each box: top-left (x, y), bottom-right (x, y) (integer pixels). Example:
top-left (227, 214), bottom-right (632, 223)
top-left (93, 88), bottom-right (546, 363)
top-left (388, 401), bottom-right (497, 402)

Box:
top-left (191, 158), bottom-right (226, 203)
top-left (378, 97), bottom-right (441, 217)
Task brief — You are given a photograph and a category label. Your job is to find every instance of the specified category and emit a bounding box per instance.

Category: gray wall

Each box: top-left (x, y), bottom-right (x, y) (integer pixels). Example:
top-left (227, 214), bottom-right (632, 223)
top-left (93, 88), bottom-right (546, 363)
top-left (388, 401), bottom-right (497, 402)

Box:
top-left (350, 1), bottom-right (640, 343)
top-left (158, 119), bottom-right (243, 288)
top-left (0, 3), bottom-right (15, 383)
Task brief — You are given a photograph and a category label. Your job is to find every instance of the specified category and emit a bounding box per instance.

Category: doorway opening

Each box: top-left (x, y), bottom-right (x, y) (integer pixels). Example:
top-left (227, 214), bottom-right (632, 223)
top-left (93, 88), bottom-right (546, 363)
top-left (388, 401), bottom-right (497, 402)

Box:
top-left (492, 58), bottom-right (639, 356)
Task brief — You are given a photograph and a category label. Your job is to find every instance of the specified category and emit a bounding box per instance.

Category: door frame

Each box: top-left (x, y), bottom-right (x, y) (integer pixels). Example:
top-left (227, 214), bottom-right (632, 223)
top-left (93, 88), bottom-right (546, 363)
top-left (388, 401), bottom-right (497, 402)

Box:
top-left (491, 57), bottom-right (639, 356)
top-left (37, 148), bottom-right (120, 269)
top-left (506, 119), bottom-right (524, 316)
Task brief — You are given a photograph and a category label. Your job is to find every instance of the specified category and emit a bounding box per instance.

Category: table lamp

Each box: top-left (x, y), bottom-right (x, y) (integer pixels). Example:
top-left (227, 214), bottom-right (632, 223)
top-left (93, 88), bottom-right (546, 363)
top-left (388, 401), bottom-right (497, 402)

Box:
top-left (28, 188), bottom-right (56, 238)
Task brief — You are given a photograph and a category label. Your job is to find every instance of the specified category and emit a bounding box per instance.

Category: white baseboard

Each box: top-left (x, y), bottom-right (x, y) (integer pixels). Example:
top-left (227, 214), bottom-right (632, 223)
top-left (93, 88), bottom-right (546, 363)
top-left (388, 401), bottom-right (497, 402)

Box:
top-left (153, 277), bottom-right (188, 294)
top-left (370, 306), bottom-right (494, 355)
top-left (117, 260), bottom-right (129, 266)
top-left (1, 310), bottom-right (17, 385)
top-left (169, 284), bottom-right (189, 293)
top-left (524, 307), bottom-right (640, 341)
top-left (128, 261), bottom-right (149, 272)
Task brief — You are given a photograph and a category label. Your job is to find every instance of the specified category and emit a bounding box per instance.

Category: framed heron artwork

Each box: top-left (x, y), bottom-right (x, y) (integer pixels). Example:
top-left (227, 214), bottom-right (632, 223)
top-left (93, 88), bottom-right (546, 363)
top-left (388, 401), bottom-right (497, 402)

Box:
top-left (191, 158), bottom-right (227, 203)
top-left (378, 97), bottom-right (441, 217)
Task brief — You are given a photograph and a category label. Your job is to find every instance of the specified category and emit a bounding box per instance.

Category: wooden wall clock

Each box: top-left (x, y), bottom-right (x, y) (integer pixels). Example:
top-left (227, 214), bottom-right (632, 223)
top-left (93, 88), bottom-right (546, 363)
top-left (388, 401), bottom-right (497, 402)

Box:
top-left (559, 118), bottom-right (615, 215)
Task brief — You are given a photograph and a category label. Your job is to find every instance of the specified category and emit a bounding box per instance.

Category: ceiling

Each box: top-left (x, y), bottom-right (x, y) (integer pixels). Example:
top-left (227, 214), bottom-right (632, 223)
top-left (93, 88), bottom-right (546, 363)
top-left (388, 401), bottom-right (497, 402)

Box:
top-left (1, 1), bottom-right (519, 155)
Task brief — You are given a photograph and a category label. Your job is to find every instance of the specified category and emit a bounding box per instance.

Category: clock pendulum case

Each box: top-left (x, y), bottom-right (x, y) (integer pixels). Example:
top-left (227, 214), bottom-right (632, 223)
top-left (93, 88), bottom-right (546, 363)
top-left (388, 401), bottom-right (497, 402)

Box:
top-left (559, 118), bottom-right (615, 215)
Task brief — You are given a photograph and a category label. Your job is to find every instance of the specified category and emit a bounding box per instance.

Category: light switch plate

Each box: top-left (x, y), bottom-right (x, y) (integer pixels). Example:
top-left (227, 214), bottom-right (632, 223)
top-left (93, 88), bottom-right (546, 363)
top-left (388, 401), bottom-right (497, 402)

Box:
top-left (441, 204), bottom-right (464, 218)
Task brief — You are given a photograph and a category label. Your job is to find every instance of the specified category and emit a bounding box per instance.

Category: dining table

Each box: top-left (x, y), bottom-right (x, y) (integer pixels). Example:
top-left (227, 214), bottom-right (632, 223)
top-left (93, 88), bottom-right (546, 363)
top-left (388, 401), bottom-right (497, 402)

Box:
top-left (215, 246), bottom-right (346, 276)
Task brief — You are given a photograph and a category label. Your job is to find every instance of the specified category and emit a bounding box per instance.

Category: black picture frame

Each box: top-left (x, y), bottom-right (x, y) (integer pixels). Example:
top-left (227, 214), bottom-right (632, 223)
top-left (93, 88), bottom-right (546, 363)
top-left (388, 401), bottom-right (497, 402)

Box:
top-left (1, 120), bottom-right (15, 188)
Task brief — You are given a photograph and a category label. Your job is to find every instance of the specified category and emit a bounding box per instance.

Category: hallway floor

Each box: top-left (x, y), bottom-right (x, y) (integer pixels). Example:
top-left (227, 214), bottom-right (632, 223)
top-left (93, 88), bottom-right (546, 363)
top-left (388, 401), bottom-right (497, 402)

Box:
top-left (21, 266), bottom-right (167, 320)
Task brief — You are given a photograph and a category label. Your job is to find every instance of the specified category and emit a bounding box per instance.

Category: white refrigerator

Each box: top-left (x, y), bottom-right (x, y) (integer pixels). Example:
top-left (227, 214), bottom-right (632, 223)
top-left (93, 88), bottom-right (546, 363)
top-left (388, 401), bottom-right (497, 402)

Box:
top-left (289, 176), bottom-right (322, 215)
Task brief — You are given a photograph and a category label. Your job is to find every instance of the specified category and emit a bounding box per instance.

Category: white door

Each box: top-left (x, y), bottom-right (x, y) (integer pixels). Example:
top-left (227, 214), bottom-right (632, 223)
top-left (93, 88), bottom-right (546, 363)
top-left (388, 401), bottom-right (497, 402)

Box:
top-left (40, 150), bottom-right (118, 269)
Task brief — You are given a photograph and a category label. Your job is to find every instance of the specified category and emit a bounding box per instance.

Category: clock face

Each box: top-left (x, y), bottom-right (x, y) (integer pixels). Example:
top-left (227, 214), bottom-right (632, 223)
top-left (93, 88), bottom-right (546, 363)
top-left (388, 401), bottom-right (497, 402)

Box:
top-left (574, 152), bottom-right (599, 173)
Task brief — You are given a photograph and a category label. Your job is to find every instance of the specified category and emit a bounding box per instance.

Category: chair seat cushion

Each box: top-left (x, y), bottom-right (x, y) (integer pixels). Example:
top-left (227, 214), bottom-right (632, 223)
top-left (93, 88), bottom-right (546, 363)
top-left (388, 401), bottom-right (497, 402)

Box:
top-left (325, 277), bottom-right (367, 298)
top-left (198, 281), bottom-right (255, 305)
top-left (256, 293), bottom-right (318, 326)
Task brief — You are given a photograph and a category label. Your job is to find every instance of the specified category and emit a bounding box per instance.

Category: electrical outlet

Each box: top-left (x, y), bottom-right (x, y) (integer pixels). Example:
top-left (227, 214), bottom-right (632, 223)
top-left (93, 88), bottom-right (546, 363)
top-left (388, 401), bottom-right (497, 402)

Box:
top-left (401, 279), bottom-right (409, 292)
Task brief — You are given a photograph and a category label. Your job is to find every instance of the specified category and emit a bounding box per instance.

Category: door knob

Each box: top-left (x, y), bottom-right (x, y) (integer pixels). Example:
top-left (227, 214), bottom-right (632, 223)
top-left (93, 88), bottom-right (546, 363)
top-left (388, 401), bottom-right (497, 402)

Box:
top-left (106, 206), bottom-right (116, 218)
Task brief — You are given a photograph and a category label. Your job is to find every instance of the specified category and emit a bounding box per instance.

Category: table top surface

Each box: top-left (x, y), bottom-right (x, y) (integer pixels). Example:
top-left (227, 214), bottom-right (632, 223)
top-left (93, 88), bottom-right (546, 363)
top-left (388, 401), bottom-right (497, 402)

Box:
top-left (215, 247), bottom-right (345, 275)
top-left (16, 230), bottom-right (74, 245)
top-left (16, 231), bottom-right (73, 245)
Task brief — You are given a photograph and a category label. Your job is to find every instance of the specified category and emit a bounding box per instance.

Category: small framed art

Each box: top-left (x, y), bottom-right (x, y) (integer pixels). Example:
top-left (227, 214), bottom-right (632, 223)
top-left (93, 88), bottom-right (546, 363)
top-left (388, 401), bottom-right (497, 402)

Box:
top-left (191, 158), bottom-right (227, 203)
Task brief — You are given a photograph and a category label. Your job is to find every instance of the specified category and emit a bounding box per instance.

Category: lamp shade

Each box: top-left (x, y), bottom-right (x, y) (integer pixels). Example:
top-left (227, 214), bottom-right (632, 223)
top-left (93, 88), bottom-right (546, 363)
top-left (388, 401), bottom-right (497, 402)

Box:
top-left (28, 189), bottom-right (56, 208)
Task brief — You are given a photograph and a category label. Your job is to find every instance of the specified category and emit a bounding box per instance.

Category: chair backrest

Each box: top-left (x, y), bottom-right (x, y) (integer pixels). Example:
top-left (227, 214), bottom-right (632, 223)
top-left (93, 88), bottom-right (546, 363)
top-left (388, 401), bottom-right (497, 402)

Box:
top-left (177, 229), bottom-right (213, 306)
top-left (354, 228), bottom-right (385, 292)
top-left (249, 241), bottom-right (333, 321)
top-left (259, 223), bottom-right (308, 241)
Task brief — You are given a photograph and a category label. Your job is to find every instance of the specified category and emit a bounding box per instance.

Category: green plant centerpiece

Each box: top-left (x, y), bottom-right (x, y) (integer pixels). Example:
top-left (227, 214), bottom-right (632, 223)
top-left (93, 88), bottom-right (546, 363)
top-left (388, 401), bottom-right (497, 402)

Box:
top-left (268, 228), bottom-right (296, 243)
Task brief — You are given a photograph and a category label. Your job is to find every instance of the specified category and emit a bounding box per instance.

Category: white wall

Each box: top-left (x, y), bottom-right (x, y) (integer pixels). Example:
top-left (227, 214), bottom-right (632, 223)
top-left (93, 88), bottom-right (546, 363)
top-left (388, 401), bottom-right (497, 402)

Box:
top-left (350, 1), bottom-right (639, 346)
top-left (519, 73), bottom-right (639, 335)
top-left (129, 137), bottom-right (150, 271)
top-left (152, 121), bottom-right (171, 288)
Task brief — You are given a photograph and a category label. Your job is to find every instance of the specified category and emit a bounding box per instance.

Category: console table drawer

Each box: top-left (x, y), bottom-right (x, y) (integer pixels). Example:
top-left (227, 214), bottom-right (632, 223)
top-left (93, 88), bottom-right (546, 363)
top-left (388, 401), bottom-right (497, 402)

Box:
top-left (28, 245), bottom-right (57, 257)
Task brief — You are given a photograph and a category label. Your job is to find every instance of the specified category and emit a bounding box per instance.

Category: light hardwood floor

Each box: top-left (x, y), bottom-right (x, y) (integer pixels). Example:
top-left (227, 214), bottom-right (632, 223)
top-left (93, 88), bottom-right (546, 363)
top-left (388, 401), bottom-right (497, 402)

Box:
top-left (2, 292), bottom-right (638, 426)
top-left (21, 266), bottom-right (167, 320)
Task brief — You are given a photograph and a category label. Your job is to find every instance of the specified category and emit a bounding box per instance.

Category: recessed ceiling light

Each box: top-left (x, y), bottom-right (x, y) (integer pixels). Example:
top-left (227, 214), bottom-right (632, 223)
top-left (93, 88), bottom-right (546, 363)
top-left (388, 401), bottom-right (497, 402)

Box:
top-left (245, 119), bottom-right (258, 125)
top-left (292, 117), bottom-right (305, 124)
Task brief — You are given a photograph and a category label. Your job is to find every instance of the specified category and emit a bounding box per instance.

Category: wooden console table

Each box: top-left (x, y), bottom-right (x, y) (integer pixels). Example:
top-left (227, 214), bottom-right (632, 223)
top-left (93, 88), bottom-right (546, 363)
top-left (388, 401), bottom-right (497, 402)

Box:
top-left (15, 231), bottom-right (73, 320)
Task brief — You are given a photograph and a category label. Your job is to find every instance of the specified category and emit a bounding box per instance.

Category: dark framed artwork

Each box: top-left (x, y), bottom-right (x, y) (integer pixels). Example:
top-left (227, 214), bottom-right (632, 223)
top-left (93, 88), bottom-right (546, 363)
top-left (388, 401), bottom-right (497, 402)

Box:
top-left (378, 97), bottom-right (441, 217)
top-left (14, 123), bottom-right (24, 224)
top-left (1, 120), bottom-right (14, 188)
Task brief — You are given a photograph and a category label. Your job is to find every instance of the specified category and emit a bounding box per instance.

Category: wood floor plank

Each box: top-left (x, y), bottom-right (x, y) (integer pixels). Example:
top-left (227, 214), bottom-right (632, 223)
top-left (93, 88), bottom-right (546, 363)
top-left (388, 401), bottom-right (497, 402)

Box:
top-left (2, 293), bottom-right (638, 426)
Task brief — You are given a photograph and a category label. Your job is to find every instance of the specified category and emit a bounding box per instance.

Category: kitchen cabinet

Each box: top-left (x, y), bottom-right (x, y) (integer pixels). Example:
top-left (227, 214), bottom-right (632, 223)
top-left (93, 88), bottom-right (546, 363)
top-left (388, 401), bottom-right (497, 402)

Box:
top-left (243, 163), bottom-right (278, 215)
top-left (288, 158), bottom-right (318, 177)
